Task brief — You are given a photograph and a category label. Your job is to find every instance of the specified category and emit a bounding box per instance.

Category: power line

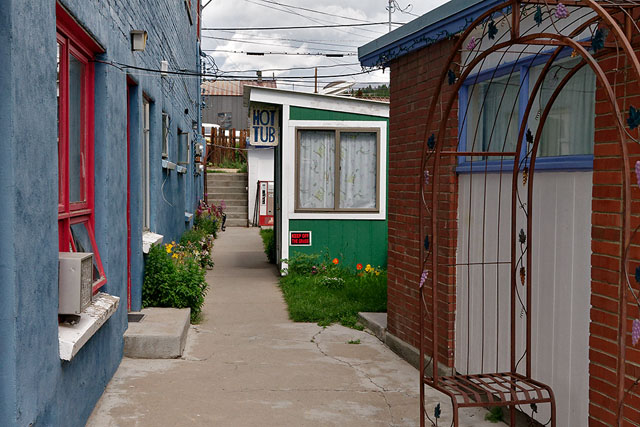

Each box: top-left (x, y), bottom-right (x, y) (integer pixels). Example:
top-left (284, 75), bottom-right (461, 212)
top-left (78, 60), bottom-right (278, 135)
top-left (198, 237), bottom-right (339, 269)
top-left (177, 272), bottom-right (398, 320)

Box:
top-left (254, 0), bottom-right (373, 23)
top-left (244, 0), bottom-right (385, 37)
top-left (209, 49), bottom-right (356, 57)
top-left (214, 30), bottom-right (368, 43)
top-left (95, 59), bottom-right (382, 80)
top-left (217, 62), bottom-right (363, 73)
top-left (201, 22), bottom-right (405, 31)
top-left (202, 35), bottom-right (359, 49)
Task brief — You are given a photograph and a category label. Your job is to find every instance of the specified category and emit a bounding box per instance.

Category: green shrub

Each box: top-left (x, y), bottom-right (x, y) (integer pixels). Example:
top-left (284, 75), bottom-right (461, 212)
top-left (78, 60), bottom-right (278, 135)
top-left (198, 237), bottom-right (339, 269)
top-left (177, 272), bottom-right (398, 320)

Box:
top-left (181, 227), bottom-right (207, 245)
top-left (259, 228), bottom-right (276, 264)
top-left (282, 252), bottom-right (322, 276)
top-left (142, 243), bottom-right (208, 323)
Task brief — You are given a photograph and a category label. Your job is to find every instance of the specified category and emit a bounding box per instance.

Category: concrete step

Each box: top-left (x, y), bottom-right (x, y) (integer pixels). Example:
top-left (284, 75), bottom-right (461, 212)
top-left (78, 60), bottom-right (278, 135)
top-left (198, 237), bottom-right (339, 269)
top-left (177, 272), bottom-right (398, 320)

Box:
top-left (224, 218), bottom-right (248, 227)
top-left (208, 198), bottom-right (247, 208)
top-left (225, 210), bottom-right (248, 219)
top-left (124, 308), bottom-right (190, 359)
top-left (206, 173), bottom-right (248, 182)
top-left (207, 192), bottom-right (248, 201)
top-left (223, 206), bottom-right (248, 214)
top-left (215, 202), bottom-right (247, 210)
top-left (208, 181), bottom-right (248, 190)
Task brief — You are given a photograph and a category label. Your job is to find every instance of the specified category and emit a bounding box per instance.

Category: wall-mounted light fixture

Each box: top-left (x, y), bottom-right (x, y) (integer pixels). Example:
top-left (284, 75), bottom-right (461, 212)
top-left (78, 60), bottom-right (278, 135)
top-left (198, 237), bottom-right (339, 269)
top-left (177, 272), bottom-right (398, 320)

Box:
top-left (130, 30), bottom-right (147, 52)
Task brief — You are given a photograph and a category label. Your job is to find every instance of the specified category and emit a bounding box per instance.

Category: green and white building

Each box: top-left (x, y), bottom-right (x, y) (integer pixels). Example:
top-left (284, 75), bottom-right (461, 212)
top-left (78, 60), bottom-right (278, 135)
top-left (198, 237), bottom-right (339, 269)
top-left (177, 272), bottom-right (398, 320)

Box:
top-left (244, 86), bottom-right (389, 270)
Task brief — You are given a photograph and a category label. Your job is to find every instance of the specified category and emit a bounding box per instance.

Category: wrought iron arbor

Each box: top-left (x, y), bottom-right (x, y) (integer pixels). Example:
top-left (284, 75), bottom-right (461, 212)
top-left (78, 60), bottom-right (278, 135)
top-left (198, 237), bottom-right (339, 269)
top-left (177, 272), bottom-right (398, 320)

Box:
top-left (419, 1), bottom-right (640, 425)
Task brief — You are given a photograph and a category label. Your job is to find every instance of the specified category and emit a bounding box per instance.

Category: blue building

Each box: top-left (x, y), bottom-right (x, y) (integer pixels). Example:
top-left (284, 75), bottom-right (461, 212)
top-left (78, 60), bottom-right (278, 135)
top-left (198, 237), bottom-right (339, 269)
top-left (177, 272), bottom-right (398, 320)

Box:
top-left (0, 1), bottom-right (203, 425)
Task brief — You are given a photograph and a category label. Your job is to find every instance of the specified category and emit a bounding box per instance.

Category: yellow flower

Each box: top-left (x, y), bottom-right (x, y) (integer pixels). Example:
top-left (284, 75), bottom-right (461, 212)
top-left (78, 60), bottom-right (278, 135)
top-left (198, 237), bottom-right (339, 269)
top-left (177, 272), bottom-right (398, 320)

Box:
top-left (365, 264), bottom-right (372, 273)
top-left (172, 253), bottom-right (178, 259)
top-left (165, 243), bottom-right (173, 253)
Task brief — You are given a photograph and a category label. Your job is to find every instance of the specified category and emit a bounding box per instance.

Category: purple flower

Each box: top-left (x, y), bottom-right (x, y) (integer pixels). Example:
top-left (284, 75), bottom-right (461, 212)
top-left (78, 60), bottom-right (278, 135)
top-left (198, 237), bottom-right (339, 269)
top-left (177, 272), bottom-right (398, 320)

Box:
top-left (635, 161), bottom-right (640, 187)
top-left (419, 270), bottom-right (428, 288)
top-left (555, 3), bottom-right (569, 19)
top-left (467, 37), bottom-right (477, 51)
top-left (633, 318), bottom-right (640, 346)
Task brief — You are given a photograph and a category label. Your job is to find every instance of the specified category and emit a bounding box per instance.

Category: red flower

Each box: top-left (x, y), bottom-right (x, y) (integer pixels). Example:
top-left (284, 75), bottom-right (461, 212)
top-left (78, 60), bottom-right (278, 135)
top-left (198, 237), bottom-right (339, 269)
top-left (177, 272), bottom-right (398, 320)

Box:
top-left (332, 258), bottom-right (339, 265)
top-left (356, 263), bottom-right (363, 270)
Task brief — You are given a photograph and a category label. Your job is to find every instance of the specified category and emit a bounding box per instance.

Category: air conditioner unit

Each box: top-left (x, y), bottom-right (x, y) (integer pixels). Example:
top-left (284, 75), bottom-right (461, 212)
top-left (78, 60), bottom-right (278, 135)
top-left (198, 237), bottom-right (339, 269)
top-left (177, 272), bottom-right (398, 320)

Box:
top-left (59, 252), bottom-right (94, 315)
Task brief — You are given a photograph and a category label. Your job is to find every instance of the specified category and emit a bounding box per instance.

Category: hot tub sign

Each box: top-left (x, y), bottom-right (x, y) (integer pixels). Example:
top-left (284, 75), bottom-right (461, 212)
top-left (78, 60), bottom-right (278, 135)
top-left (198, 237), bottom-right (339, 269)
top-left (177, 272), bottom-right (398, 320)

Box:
top-left (250, 104), bottom-right (279, 146)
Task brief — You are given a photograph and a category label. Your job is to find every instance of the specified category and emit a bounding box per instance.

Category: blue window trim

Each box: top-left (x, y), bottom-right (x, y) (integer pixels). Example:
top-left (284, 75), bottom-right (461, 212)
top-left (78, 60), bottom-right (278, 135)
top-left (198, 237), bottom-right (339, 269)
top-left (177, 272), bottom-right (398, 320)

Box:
top-left (456, 46), bottom-right (594, 173)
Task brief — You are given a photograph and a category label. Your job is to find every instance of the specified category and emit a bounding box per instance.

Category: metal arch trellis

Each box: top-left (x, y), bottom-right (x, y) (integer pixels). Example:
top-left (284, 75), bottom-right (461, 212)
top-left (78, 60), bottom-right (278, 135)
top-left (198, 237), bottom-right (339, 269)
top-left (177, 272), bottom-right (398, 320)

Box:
top-left (417, 1), bottom-right (640, 426)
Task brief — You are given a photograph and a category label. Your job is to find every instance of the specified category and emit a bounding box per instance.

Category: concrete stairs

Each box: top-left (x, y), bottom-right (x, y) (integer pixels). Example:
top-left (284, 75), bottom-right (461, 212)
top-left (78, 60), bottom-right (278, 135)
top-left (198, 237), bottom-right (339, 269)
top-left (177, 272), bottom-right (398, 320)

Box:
top-left (207, 172), bottom-right (248, 227)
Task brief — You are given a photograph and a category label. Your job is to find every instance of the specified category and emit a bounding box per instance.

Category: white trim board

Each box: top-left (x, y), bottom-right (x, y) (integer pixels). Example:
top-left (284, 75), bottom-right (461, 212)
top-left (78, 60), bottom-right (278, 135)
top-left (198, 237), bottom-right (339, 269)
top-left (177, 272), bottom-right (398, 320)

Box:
top-left (245, 86), bottom-right (389, 118)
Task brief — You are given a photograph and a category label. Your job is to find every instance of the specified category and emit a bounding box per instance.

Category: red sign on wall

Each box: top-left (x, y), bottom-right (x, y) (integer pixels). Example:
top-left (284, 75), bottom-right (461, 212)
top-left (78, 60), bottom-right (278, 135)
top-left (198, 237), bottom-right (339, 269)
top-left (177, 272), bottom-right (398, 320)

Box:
top-left (290, 231), bottom-right (312, 246)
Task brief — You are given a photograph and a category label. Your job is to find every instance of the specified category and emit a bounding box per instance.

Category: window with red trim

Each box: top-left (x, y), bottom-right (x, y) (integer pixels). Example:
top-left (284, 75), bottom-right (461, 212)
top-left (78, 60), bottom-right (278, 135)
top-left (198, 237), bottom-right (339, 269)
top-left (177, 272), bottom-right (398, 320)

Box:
top-left (57, 3), bottom-right (106, 292)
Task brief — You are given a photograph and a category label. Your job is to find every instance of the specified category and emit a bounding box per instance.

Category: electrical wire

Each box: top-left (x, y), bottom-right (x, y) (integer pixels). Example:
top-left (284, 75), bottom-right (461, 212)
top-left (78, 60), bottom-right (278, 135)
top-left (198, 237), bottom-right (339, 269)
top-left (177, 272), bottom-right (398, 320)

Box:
top-left (201, 22), bottom-right (405, 31)
top-left (207, 48), bottom-right (356, 56)
top-left (202, 35), bottom-right (360, 49)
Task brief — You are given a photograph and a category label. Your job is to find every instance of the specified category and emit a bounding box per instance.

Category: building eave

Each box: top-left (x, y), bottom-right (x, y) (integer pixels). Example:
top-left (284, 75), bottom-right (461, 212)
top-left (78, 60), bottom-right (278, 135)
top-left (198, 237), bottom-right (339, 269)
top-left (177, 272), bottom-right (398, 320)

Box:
top-left (358, 0), bottom-right (502, 68)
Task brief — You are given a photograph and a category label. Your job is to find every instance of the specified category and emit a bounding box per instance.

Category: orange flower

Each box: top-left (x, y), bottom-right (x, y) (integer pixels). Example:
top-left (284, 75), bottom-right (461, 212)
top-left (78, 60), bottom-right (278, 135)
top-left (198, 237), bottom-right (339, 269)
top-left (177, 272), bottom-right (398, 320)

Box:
top-left (356, 263), bottom-right (363, 270)
top-left (332, 258), bottom-right (339, 265)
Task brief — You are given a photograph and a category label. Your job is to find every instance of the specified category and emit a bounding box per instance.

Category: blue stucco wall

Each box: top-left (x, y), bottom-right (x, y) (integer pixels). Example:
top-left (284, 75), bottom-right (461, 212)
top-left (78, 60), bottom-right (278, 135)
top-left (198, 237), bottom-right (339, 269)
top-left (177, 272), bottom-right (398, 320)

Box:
top-left (0, 0), bottom-right (202, 425)
top-left (0, 2), bottom-right (18, 426)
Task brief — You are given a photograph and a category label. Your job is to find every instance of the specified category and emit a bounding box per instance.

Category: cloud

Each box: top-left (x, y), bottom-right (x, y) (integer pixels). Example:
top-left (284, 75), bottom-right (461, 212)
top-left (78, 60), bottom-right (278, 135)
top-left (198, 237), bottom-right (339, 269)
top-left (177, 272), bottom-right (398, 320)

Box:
top-left (201, 0), bottom-right (449, 91)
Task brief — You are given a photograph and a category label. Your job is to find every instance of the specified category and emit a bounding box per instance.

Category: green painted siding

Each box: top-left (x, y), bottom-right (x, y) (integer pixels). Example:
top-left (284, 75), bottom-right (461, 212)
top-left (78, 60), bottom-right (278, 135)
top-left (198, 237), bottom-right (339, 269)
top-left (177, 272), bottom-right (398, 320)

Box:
top-left (286, 105), bottom-right (389, 269)
top-left (289, 106), bottom-right (387, 122)
top-left (289, 220), bottom-right (387, 269)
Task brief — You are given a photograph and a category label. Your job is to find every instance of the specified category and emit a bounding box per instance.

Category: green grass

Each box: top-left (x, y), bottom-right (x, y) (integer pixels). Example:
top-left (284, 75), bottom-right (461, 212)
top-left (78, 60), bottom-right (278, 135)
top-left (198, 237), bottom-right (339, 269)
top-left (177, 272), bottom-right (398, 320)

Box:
top-left (259, 228), bottom-right (276, 264)
top-left (279, 270), bottom-right (386, 329)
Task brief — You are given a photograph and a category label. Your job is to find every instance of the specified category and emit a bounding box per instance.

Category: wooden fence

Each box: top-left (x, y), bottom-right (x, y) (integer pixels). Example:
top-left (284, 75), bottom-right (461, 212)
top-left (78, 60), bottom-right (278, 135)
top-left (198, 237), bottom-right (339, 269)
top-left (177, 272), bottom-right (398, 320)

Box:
top-left (204, 127), bottom-right (248, 166)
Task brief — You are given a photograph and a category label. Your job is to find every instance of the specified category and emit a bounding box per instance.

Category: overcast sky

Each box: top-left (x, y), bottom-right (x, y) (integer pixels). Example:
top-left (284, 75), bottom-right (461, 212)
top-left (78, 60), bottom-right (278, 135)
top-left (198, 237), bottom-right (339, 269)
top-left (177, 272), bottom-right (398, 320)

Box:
top-left (200, 0), bottom-right (450, 92)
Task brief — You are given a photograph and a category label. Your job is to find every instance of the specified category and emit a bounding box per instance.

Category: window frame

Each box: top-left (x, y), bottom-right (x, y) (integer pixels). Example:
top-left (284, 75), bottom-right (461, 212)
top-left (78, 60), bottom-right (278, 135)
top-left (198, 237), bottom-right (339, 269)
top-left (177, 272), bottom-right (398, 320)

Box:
top-left (161, 112), bottom-right (170, 158)
top-left (142, 96), bottom-right (151, 230)
top-left (457, 49), bottom-right (595, 173)
top-left (57, 3), bottom-right (106, 292)
top-left (178, 129), bottom-right (190, 165)
top-left (294, 127), bottom-right (381, 214)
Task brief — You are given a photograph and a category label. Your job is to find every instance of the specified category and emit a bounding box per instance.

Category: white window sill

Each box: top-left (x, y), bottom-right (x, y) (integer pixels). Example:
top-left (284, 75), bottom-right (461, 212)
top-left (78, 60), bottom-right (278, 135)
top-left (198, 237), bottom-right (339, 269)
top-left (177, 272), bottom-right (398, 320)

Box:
top-left (185, 212), bottom-right (193, 222)
top-left (142, 231), bottom-right (164, 254)
top-left (176, 165), bottom-right (187, 174)
top-left (162, 159), bottom-right (176, 170)
top-left (58, 292), bottom-right (120, 361)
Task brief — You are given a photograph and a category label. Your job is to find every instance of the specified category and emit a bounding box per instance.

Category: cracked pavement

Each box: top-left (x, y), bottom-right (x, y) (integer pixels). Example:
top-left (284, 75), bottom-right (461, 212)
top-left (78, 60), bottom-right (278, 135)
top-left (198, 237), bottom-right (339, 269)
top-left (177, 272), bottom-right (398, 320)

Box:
top-left (87, 227), bottom-right (494, 426)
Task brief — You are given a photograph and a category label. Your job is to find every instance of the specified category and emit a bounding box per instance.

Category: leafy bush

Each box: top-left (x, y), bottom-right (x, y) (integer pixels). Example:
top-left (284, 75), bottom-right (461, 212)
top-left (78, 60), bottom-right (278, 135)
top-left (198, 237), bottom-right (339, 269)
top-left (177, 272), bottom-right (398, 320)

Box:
top-left (259, 228), bottom-right (276, 264)
top-left (142, 243), bottom-right (208, 323)
top-left (195, 200), bottom-right (225, 238)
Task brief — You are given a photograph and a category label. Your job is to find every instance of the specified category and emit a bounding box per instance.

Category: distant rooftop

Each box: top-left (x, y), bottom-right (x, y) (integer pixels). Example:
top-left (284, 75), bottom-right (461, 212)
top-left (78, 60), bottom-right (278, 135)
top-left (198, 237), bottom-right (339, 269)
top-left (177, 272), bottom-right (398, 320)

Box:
top-left (202, 79), bottom-right (277, 97)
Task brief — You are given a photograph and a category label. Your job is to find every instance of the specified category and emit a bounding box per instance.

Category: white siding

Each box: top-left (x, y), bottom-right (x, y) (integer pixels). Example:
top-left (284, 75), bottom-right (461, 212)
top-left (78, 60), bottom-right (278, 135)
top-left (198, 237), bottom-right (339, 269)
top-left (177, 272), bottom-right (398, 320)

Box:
top-left (455, 171), bottom-right (591, 426)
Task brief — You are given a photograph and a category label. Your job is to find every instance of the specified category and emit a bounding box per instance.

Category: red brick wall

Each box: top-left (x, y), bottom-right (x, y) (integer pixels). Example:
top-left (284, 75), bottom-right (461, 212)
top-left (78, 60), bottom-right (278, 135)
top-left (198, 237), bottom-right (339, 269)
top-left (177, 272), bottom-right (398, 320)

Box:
top-left (590, 50), bottom-right (640, 426)
top-left (387, 39), bottom-right (460, 368)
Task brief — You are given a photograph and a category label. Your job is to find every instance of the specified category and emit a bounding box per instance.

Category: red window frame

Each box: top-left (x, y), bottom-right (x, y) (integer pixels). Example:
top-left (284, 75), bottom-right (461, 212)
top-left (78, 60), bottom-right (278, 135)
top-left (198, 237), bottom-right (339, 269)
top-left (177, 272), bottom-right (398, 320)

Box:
top-left (57, 3), bottom-right (106, 292)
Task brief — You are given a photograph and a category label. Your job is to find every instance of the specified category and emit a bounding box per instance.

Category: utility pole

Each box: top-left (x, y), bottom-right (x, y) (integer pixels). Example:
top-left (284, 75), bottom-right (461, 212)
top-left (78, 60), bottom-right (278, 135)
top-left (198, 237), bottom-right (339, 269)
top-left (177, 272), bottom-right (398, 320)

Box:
top-left (388, 0), bottom-right (392, 32)
top-left (314, 68), bottom-right (318, 93)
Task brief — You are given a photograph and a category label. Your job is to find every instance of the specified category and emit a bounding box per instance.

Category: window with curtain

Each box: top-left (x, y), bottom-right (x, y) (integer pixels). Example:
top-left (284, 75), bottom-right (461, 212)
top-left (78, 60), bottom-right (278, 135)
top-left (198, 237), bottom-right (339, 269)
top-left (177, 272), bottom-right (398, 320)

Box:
top-left (297, 129), bottom-right (379, 212)
top-left (466, 71), bottom-right (521, 160)
top-left (528, 57), bottom-right (595, 157)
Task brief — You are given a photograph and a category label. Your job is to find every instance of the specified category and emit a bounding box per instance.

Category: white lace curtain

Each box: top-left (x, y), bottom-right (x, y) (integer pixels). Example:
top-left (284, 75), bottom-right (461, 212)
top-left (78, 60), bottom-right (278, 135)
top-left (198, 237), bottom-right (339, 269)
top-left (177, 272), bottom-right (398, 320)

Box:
top-left (298, 130), bottom-right (377, 210)
top-left (339, 132), bottom-right (377, 209)
top-left (298, 130), bottom-right (335, 209)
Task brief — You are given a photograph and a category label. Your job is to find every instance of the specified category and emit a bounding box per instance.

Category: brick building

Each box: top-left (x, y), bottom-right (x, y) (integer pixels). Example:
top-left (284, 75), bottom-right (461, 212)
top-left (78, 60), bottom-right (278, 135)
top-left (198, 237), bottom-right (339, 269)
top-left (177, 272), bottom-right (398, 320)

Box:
top-left (359, 1), bottom-right (640, 425)
top-left (0, 1), bottom-right (203, 425)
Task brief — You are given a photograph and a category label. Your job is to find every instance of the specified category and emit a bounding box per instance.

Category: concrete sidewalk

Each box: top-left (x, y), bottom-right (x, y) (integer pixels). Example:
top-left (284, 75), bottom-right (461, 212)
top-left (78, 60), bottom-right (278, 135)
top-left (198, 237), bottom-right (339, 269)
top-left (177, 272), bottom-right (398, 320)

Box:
top-left (88, 228), bottom-right (493, 426)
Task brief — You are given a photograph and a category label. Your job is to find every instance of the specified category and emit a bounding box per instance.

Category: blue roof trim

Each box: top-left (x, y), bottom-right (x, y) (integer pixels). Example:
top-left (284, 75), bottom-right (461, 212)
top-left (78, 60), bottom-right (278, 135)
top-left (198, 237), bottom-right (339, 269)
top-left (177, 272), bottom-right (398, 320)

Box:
top-left (358, 0), bottom-right (503, 68)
